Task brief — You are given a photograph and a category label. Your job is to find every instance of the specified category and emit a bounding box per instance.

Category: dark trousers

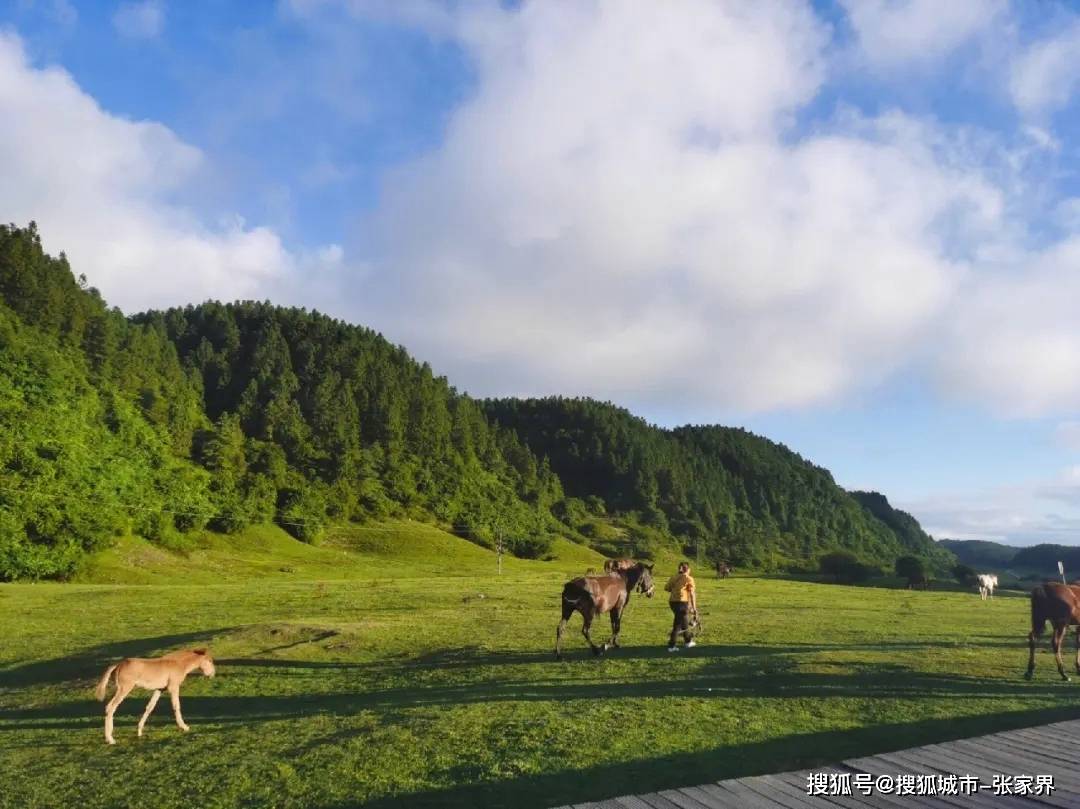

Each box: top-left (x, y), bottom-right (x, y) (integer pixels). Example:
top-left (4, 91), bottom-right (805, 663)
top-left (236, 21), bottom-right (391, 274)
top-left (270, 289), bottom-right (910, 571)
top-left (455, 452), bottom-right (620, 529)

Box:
top-left (669, 601), bottom-right (692, 646)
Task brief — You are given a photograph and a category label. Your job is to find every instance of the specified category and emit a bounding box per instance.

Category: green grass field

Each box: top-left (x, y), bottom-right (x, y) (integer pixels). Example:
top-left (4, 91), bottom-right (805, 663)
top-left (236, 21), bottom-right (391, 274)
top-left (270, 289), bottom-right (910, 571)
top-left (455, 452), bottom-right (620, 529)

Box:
top-left (0, 522), bottom-right (1075, 809)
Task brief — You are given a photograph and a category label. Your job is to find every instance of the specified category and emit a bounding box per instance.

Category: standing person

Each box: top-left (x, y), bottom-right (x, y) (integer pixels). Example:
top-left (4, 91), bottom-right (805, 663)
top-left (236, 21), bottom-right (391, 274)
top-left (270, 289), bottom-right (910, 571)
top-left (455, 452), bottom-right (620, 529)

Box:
top-left (665, 561), bottom-right (697, 652)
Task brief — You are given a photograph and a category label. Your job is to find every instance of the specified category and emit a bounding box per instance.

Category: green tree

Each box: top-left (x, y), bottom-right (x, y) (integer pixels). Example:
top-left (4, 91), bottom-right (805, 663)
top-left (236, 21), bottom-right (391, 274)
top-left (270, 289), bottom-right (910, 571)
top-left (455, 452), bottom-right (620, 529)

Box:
top-left (895, 555), bottom-right (929, 589)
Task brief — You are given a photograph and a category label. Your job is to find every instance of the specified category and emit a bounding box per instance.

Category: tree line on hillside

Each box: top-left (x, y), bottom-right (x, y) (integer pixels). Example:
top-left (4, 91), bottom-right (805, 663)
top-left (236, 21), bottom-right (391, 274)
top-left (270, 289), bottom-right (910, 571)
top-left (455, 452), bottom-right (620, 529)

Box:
top-left (482, 398), bottom-right (953, 572)
top-left (0, 222), bottom-right (954, 580)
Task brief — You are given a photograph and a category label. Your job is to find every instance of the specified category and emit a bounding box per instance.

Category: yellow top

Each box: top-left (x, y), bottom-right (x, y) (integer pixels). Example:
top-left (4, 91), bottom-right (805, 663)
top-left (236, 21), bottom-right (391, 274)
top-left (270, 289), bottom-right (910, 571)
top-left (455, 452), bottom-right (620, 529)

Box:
top-left (665, 573), bottom-right (695, 603)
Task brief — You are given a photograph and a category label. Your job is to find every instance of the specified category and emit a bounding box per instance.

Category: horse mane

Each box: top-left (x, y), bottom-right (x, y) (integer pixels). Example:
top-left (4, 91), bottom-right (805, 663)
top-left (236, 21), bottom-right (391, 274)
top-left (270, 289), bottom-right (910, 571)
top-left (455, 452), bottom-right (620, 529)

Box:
top-left (621, 562), bottom-right (652, 589)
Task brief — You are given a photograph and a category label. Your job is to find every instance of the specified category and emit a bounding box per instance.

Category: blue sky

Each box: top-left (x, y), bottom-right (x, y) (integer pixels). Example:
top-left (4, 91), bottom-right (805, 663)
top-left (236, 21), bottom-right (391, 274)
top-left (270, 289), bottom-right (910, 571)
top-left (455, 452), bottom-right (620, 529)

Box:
top-left (4, 0), bottom-right (1080, 545)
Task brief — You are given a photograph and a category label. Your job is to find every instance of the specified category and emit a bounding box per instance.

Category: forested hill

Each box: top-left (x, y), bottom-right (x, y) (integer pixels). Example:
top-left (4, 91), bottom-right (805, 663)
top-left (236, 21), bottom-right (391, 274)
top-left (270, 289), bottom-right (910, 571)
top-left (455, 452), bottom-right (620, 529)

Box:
top-left (0, 222), bottom-right (951, 579)
top-left (0, 223), bottom-right (559, 578)
top-left (482, 398), bottom-right (952, 571)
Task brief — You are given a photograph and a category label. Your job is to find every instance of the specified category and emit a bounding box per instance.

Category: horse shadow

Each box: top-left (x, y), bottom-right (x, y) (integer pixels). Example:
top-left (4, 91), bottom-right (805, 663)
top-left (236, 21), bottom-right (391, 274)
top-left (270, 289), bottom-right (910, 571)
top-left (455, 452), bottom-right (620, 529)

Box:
top-left (0, 628), bottom-right (237, 688)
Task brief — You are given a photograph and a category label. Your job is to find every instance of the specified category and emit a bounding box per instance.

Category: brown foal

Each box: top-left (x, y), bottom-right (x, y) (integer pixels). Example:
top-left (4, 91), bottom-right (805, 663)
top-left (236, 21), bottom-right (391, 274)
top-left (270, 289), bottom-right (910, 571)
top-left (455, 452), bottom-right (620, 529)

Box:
top-left (95, 648), bottom-right (216, 744)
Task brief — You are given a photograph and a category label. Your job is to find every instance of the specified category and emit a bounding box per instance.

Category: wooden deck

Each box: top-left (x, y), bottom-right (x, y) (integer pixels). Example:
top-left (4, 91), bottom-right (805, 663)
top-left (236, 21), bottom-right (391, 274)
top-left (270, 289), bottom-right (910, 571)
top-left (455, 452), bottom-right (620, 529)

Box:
top-left (555, 719), bottom-right (1080, 808)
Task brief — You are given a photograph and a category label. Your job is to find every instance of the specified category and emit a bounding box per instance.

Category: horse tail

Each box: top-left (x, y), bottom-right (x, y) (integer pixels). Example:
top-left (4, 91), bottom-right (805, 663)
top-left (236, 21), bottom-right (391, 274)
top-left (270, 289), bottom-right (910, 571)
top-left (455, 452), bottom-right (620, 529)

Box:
top-left (561, 579), bottom-right (591, 607)
top-left (95, 664), bottom-right (118, 701)
top-left (1030, 586), bottom-right (1048, 638)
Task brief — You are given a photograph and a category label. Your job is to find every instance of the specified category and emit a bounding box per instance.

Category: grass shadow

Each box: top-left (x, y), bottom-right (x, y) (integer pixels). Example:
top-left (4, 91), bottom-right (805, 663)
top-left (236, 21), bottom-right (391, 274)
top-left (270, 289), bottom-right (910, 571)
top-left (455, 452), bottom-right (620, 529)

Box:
top-left (3, 660), bottom-right (1074, 731)
top-left (341, 706), bottom-right (1080, 809)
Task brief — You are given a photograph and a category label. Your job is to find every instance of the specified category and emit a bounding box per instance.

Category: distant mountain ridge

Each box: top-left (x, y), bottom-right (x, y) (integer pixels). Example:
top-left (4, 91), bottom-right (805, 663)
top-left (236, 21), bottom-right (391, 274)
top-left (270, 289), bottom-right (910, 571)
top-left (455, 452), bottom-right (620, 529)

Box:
top-left (938, 539), bottom-right (1018, 570)
top-left (939, 538), bottom-right (1080, 579)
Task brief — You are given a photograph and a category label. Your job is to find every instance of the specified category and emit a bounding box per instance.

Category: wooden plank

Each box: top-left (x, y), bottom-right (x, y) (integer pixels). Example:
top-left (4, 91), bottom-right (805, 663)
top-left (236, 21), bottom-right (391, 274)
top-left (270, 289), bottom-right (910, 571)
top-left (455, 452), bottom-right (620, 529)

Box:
top-left (706, 778), bottom-right (793, 809)
top-left (768, 769), bottom-right (876, 807)
top-left (655, 788), bottom-right (714, 809)
top-left (1036, 719), bottom-right (1080, 738)
top-left (744, 775), bottom-right (823, 805)
top-left (690, 783), bottom-right (751, 809)
top-left (941, 740), bottom-right (1079, 808)
top-left (926, 745), bottom-right (1072, 809)
top-left (950, 738), bottom-right (1075, 790)
top-left (889, 745), bottom-right (1058, 809)
top-left (672, 785), bottom-right (738, 809)
top-left (1004, 725), bottom-right (1080, 744)
top-left (613, 798), bottom-right (658, 809)
top-left (1006, 725), bottom-right (1080, 753)
top-left (754, 772), bottom-right (903, 809)
top-left (845, 753), bottom-right (925, 773)
top-left (737, 777), bottom-right (823, 809)
top-left (981, 731), bottom-right (1080, 766)
top-left (928, 738), bottom-right (1066, 781)
top-left (632, 793), bottom-right (685, 809)
top-left (952, 737), bottom-right (1080, 787)
top-left (771, 771), bottom-right (901, 809)
top-left (556, 720), bottom-right (1080, 809)
top-left (850, 751), bottom-right (1027, 809)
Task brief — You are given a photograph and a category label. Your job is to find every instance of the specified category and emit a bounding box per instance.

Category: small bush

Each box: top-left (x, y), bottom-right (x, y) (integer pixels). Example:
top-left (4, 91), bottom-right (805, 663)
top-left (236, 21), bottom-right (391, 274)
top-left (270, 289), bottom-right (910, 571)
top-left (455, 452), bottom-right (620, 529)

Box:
top-left (895, 555), bottom-right (930, 588)
top-left (953, 563), bottom-right (975, 585)
top-left (509, 533), bottom-right (553, 559)
top-left (819, 550), bottom-right (876, 584)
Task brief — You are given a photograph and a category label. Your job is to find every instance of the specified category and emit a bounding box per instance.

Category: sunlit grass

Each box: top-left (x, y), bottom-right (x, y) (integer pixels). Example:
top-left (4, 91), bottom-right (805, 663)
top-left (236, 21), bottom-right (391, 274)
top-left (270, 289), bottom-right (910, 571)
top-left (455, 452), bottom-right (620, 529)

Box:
top-left (0, 523), bottom-right (1073, 808)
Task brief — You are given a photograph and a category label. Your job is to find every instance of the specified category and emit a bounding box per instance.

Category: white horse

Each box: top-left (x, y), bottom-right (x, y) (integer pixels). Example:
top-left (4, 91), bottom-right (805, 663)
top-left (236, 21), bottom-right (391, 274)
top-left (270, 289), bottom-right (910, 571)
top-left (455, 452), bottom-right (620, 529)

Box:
top-left (977, 573), bottom-right (998, 601)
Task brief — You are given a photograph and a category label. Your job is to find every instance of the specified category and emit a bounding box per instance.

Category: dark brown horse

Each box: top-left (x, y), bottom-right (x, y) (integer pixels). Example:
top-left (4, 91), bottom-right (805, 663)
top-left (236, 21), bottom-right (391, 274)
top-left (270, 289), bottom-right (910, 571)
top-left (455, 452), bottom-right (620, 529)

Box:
top-left (556, 563), bottom-right (654, 659)
top-left (603, 558), bottom-right (636, 574)
top-left (1026, 582), bottom-right (1080, 681)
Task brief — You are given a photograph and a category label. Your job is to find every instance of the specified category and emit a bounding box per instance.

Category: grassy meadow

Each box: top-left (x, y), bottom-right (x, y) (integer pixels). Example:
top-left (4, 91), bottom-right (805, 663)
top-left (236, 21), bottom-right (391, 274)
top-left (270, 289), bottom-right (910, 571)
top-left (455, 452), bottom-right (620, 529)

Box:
top-left (0, 522), bottom-right (1075, 808)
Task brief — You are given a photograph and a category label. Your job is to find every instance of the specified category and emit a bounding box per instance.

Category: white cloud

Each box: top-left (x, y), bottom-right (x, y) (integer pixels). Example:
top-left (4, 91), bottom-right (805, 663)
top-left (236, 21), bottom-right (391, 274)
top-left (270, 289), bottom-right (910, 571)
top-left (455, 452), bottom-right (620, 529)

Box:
top-left (349, 1), bottom-right (1001, 411)
top-left (839, 0), bottom-right (1005, 70)
top-left (1022, 124), bottom-right (1060, 152)
top-left (113, 0), bottom-right (165, 40)
top-left (0, 32), bottom-right (337, 312)
top-left (935, 236), bottom-right (1080, 416)
top-left (1009, 20), bottom-right (1080, 116)
top-left (905, 477), bottom-right (1080, 546)
top-left (12, 0), bottom-right (1080, 428)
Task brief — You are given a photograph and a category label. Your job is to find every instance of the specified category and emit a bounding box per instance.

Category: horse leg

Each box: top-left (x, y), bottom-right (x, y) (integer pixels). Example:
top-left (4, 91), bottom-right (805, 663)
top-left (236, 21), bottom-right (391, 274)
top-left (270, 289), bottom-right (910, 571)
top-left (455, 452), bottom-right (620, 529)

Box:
top-left (104, 682), bottom-right (133, 745)
top-left (1074, 627), bottom-right (1080, 676)
top-left (555, 600), bottom-right (576, 660)
top-left (1026, 629), bottom-right (1037, 680)
top-left (1053, 625), bottom-right (1070, 682)
top-left (137, 690), bottom-right (162, 737)
top-left (581, 608), bottom-right (601, 656)
top-left (609, 607), bottom-right (622, 648)
top-left (169, 684), bottom-right (190, 732)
